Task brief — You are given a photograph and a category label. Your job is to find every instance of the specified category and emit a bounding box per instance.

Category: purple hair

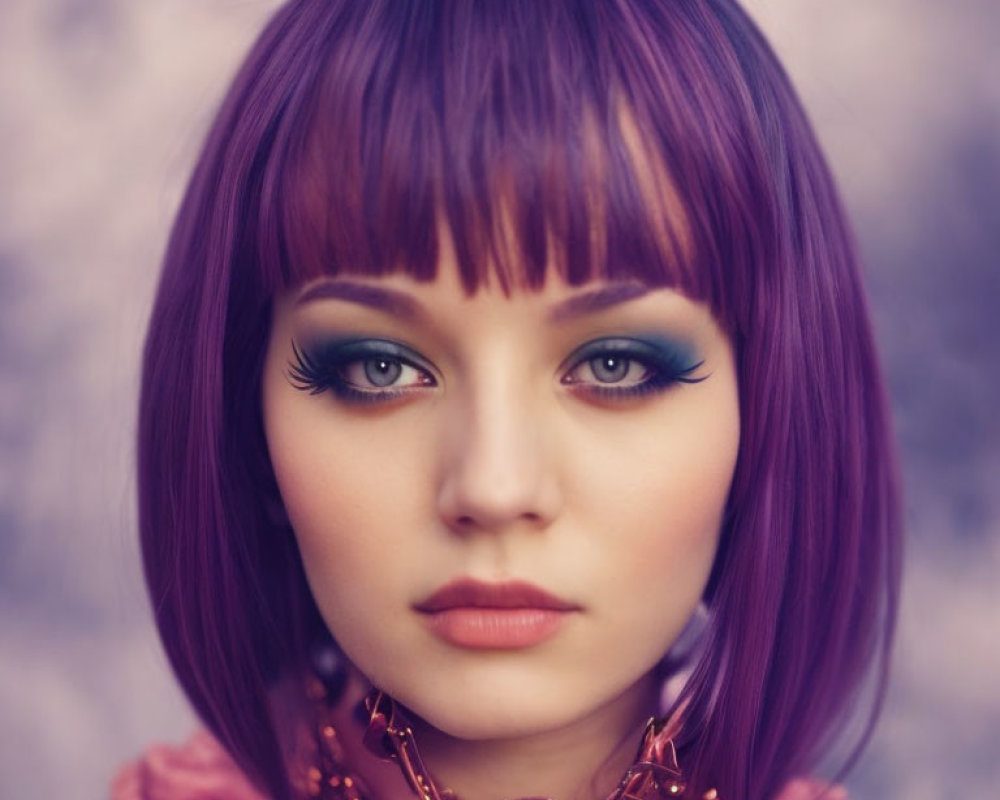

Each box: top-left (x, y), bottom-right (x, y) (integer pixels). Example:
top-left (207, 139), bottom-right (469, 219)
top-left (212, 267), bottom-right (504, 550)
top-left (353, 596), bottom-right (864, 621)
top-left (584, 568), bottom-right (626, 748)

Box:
top-left (138, 2), bottom-right (901, 798)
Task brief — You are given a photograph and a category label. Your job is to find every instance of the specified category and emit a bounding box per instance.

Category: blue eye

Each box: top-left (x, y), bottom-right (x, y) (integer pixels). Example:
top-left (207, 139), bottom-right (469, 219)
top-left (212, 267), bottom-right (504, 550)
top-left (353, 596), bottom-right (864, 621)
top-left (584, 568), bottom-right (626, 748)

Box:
top-left (288, 338), bottom-right (435, 404)
top-left (560, 337), bottom-right (705, 399)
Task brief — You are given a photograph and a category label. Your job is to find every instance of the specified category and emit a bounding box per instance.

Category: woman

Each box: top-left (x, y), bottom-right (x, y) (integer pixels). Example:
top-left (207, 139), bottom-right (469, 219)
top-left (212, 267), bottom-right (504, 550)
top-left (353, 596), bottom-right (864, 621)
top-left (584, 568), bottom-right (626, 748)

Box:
top-left (117, 1), bottom-right (901, 798)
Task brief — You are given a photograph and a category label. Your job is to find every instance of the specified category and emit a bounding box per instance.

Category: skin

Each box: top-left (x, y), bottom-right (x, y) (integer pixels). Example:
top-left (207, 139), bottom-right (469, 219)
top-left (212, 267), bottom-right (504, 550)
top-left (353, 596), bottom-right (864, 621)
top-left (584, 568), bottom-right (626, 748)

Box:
top-left (262, 245), bottom-right (740, 800)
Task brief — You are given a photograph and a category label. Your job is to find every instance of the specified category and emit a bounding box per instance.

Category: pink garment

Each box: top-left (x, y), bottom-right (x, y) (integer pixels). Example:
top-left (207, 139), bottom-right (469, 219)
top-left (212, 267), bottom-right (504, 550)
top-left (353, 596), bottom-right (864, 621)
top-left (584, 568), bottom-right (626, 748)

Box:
top-left (110, 731), bottom-right (266, 800)
top-left (110, 729), bottom-right (848, 800)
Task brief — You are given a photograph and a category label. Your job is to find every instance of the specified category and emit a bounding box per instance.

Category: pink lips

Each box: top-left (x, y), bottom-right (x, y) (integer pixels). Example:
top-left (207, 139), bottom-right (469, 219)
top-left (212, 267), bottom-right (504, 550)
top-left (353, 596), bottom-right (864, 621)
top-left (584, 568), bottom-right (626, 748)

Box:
top-left (414, 579), bottom-right (579, 649)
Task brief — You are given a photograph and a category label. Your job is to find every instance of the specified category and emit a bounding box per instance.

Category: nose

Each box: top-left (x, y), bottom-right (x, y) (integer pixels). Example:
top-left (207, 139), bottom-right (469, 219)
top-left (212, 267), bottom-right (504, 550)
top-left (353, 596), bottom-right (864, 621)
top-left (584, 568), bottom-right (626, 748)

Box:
top-left (436, 379), bottom-right (563, 535)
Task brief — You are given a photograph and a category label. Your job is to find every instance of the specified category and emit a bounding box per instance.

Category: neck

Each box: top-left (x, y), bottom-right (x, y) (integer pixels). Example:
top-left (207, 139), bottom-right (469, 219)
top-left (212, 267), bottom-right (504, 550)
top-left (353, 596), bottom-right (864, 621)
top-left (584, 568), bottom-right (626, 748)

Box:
top-left (409, 675), bottom-right (660, 800)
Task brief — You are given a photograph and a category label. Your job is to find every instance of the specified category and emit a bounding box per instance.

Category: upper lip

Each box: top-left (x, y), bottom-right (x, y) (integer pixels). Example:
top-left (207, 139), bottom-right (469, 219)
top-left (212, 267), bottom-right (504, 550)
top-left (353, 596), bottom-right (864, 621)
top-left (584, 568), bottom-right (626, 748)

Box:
top-left (414, 579), bottom-right (579, 613)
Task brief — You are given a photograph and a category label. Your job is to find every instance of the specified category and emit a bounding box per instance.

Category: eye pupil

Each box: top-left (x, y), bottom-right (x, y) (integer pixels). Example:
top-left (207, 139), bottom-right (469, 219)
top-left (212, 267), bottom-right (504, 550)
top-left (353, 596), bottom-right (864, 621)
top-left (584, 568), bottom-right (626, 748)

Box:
top-left (364, 358), bottom-right (402, 387)
top-left (590, 355), bottom-right (629, 383)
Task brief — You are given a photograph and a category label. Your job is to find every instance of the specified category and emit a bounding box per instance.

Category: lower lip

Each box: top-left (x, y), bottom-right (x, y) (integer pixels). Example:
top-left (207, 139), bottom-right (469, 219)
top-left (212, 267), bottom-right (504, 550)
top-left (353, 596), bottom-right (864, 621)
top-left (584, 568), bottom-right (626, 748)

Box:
top-left (420, 608), bottom-right (571, 649)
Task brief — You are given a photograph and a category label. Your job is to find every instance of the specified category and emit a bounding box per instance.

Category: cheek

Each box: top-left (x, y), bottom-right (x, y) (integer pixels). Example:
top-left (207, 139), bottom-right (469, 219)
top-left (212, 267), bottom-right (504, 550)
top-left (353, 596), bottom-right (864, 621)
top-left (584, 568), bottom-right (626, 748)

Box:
top-left (575, 376), bottom-right (739, 637)
top-left (582, 386), bottom-right (737, 540)
top-left (266, 411), bottom-right (428, 575)
top-left (262, 362), bottom-right (444, 659)
top-left (631, 417), bottom-right (736, 569)
top-left (263, 415), bottom-right (412, 673)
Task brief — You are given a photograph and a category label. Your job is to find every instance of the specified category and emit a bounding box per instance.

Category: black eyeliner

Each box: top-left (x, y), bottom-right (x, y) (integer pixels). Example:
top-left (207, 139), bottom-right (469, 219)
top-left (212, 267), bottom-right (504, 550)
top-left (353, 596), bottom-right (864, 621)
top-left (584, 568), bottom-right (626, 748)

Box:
top-left (287, 337), bottom-right (434, 403)
top-left (560, 335), bottom-right (707, 399)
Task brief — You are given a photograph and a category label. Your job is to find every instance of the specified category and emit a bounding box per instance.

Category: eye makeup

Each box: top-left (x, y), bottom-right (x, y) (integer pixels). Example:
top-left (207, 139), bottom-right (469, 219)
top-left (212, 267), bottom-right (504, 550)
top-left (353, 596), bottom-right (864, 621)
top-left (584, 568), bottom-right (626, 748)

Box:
top-left (287, 333), bottom-right (706, 406)
top-left (288, 337), bottom-right (436, 405)
top-left (559, 335), bottom-right (706, 401)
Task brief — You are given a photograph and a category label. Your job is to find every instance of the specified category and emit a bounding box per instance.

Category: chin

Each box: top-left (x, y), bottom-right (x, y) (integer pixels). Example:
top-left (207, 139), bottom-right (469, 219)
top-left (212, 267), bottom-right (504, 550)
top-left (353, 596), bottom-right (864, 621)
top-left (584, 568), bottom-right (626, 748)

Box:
top-left (383, 664), bottom-right (649, 743)
top-left (409, 693), bottom-right (583, 741)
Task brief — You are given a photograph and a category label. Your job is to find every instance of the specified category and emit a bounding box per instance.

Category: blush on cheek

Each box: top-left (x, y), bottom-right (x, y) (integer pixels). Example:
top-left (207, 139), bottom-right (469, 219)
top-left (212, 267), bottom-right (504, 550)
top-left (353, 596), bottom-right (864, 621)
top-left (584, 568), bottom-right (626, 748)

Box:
top-left (627, 520), bottom-right (719, 598)
top-left (619, 454), bottom-right (735, 597)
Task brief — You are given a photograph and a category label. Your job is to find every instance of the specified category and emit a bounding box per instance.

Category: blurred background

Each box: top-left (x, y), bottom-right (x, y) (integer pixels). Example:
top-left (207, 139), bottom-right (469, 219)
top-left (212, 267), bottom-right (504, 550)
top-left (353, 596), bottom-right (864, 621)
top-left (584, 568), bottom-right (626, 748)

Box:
top-left (0, 0), bottom-right (997, 797)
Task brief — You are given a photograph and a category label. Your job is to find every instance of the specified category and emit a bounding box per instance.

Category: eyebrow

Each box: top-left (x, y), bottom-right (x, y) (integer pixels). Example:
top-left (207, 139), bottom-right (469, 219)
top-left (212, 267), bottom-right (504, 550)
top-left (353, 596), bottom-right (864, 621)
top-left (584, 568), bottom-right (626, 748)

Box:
top-left (295, 280), bottom-right (429, 325)
top-left (546, 283), bottom-right (652, 322)
top-left (295, 278), bottom-right (651, 323)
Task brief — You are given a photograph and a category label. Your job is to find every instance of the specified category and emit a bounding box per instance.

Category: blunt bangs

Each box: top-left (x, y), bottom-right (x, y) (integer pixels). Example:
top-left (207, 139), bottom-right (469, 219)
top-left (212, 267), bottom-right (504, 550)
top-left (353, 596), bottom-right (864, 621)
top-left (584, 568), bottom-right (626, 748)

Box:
top-left (252, 0), bottom-right (777, 333)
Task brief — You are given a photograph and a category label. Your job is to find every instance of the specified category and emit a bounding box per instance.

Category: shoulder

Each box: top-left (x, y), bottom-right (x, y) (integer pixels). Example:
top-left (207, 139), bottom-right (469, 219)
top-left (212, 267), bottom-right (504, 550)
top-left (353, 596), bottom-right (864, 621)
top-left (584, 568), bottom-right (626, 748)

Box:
top-left (109, 730), bottom-right (267, 800)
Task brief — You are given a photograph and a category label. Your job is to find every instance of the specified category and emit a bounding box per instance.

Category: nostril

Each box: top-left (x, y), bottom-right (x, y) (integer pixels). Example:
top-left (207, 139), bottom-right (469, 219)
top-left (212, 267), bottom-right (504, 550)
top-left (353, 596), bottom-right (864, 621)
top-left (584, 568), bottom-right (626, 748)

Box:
top-left (435, 410), bottom-right (563, 533)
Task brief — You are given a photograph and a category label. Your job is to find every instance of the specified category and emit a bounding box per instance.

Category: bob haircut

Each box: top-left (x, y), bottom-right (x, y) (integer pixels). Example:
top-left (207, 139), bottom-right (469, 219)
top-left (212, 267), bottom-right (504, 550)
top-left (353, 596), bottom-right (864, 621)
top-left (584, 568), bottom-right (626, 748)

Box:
top-left (138, 1), bottom-right (901, 799)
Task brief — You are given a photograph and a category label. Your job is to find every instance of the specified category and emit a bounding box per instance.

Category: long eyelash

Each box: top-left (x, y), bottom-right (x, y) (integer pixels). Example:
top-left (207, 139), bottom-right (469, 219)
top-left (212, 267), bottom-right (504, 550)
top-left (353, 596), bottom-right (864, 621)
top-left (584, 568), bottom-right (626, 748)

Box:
top-left (287, 340), bottom-right (415, 405)
top-left (569, 349), bottom-right (708, 401)
top-left (289, 338), bottom-right (703, 405)
top-left (588, 359), bottom-right (706, 399)
top-left (287, 340), bottom-right (331, 395)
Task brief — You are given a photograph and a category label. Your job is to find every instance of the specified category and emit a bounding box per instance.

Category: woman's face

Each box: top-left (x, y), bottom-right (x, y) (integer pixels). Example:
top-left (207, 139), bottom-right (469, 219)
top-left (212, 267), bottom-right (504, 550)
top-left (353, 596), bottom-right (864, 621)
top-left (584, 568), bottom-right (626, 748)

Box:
top-left (262, 249), bottom-right (740, 741)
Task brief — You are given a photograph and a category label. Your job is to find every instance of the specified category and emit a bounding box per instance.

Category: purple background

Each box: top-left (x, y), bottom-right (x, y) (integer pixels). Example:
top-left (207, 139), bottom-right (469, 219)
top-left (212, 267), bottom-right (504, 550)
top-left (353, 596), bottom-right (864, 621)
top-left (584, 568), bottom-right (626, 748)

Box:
top-left (1, 1), bottom-right (997, 797)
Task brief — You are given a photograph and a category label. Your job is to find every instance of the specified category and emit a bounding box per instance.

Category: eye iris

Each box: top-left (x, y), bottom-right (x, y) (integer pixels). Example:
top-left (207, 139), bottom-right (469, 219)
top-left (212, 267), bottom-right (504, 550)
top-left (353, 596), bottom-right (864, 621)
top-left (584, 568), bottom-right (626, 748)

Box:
top-left (590, 355), bottom-right (629, 383)
top-left (364, 358), bottom-right (402, 387)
